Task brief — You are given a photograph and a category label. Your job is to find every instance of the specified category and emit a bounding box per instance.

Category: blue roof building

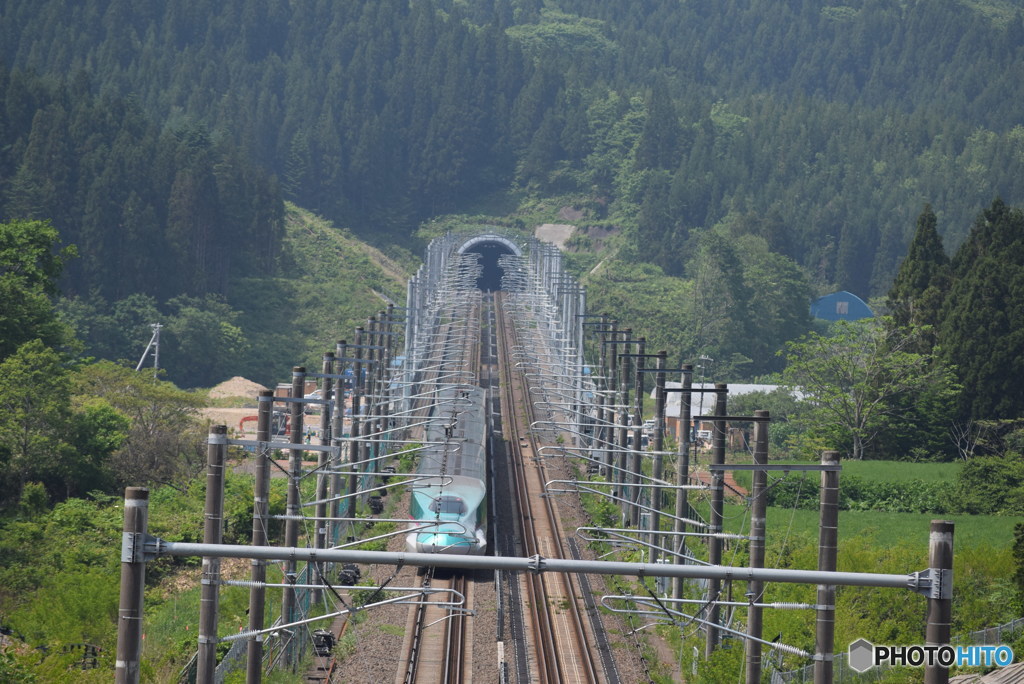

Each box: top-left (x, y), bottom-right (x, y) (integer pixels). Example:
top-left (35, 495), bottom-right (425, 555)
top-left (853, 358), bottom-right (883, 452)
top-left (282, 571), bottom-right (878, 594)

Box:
top-left (810, 291), bottom-right (874, 321)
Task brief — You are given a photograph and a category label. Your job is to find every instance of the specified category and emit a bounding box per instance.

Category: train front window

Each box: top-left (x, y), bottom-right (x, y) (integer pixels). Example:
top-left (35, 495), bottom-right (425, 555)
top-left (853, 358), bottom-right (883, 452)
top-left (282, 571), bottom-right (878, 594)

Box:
top-left (429, 496), bottom-right (465, 515)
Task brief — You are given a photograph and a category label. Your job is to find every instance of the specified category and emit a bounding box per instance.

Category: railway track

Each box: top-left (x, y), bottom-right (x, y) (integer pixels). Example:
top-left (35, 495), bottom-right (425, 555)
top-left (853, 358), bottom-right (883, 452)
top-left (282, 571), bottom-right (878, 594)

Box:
top-left (396, 259), bottom-right (482, 683)
top-left (399, 569), bottom-right (472, 684)
top-left (396, 271), bottom-right (618, 683)
top-left (494, 290), bottom-right (608, 684)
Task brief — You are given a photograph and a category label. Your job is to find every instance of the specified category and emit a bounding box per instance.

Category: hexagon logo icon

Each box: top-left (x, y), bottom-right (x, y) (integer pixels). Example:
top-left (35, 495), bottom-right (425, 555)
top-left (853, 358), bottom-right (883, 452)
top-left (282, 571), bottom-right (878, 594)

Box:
top-left (848, 638), bottom-right (875, 673)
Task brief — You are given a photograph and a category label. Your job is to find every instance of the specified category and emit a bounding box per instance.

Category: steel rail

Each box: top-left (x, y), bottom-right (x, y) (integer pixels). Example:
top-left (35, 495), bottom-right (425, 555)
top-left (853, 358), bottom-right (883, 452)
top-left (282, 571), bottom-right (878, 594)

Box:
top-left (499, 290), bottom-right (602, 683)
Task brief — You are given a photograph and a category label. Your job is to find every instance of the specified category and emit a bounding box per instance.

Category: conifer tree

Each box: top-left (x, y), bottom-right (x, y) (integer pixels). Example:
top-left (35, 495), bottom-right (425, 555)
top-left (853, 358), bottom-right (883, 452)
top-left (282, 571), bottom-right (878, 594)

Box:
top-left (635, 78), bottom-right (681, 170)
top-left (886, 204), bottom-right (950, 345)
top-left (939, 199), bottom-right (1024, 419)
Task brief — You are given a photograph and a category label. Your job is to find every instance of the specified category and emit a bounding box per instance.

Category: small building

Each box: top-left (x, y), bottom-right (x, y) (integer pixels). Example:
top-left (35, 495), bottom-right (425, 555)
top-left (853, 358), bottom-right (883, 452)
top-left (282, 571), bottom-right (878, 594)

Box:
top-left (274, 380), bottom-right (318, 398)
top-left (653, 382), bottom-right (804, 445)
top-left (810, 291), bottom-right (874, 321)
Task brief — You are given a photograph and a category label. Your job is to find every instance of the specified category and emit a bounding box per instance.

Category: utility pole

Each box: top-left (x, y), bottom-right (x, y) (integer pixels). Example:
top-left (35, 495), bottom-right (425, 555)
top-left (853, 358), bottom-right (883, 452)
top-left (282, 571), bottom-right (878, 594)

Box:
top-left (281, 367), bottom-right (305, 670)
top-left (745, 410), bottom-right (770, 683)
top-left (197, 425), bottom-right (227, 683)
top-left (925, 520), bottom-right (955, 684)
top-left (349, 329), bottom-right (364, 520)
top-left (814, 450), bottom-right (841, 684)
top-left (134, 323), bottom-right (162, 377)
top-left (115, 487), bottom-right (150, 684)
top-left (648, 350), bottom-right (666, 564)
top-left (704, 383), bottom-right (727, 659)
top-left (331, 340), bottom-right (349, 548)
top-left (313, 351), bottom-right (334, 603)
top-left (672, 364), bottom-right (693, 602)
top-left (628, 338), bottom-right (646, 529)
top-left (246, 391), bottom-right (273, 684)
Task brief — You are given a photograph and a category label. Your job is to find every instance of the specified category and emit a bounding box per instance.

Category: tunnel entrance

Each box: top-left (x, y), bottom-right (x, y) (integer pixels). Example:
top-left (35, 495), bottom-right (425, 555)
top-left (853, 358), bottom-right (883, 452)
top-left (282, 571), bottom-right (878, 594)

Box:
top-left (456, 235), bottom-right (523, 291)
top-left (463, 242), bottom-right (515, 291)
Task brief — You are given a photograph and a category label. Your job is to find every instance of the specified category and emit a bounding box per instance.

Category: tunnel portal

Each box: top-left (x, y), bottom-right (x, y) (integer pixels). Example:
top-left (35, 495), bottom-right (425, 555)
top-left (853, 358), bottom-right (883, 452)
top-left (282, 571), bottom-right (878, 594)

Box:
top-left (457, 235), bottom-right (522, 291)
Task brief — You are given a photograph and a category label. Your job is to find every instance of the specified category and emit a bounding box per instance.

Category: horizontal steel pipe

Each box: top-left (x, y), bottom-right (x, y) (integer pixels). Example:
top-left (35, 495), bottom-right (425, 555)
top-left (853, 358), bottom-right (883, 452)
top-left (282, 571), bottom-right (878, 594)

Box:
top-left (151, 541), bottom-right (920, 590)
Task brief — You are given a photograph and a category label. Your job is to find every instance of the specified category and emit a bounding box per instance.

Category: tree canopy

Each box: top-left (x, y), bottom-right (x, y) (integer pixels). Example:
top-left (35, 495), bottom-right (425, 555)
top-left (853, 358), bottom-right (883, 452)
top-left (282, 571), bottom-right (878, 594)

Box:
top-left (781, 318), bottom-right (959, 460)
top-left (0, 219), bottom-right (73, 360)
top-left (939, 199), bottom-right (1024, 420)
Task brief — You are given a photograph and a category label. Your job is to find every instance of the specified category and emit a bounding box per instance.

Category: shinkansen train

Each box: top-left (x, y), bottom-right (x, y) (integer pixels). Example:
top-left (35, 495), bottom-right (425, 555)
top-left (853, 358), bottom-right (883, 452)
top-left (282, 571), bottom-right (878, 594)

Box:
top-left (406, 386), bottom-right (488, 555)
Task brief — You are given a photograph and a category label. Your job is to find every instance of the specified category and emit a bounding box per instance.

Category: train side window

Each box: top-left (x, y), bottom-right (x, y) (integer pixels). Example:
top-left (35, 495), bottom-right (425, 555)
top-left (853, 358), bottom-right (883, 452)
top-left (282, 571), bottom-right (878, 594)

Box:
top-left (429, 496), bottom-right (465, 514)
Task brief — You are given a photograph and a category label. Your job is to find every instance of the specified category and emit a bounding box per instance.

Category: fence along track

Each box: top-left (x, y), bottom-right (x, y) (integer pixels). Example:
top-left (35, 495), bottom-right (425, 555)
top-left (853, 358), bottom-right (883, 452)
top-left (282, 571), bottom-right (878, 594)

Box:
top-left (496, 290), bottom-right (603, 683)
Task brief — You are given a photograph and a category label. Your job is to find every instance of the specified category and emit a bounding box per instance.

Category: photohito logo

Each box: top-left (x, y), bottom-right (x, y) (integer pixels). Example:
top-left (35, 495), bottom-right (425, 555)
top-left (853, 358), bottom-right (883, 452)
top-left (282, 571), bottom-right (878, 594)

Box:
top-left (848, 639), bottom-right (1014, 672)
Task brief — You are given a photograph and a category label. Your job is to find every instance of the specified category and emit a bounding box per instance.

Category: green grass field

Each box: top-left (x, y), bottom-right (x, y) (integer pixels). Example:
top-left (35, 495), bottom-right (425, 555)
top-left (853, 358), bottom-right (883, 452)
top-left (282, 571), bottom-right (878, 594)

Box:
top-left (689, 459), bottom-right (1016, 551)
top-left (731, 458), bottom-right (962, 491)
top-left (753, 505), bottom-right (1019, 551)
top-left (777, 458), bottom-right (961, 483)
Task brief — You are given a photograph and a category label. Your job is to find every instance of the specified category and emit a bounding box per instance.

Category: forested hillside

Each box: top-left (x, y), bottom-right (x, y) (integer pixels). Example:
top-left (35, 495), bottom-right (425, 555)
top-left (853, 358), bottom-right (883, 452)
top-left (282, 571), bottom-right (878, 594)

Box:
top-left (3, 0), bottom-right (1023, 302)
top-left (3, 3), bottom-right (1024, 674)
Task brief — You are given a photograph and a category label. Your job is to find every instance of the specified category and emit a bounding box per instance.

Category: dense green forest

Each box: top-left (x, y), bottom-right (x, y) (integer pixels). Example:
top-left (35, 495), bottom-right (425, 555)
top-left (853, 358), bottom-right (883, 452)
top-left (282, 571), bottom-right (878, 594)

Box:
top-left (3, 0), bottom-right (1023, 301)
top-left (2, 0), bottom-right (1023, 410)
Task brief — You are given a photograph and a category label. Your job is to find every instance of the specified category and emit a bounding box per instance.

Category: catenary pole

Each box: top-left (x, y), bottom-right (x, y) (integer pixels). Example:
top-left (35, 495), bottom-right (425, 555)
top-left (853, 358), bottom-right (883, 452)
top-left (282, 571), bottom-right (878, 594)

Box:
top-left (924, 520), bottom-right (954, 684)
top-left (246, 391), bottom-right (273, 683)
top-left (349, 328), bottom-right (364, 520)
top-left (313, 351), bottom-right (334, 604)
top-left (745, 410), bottom-right (770, 683)
top-left (672, 364), bottom-right (693, 601)
top-left (331, 340), bottom-right (348, 547)
top-left (197, 425), bottom-right (227, 683)
top-left (705, 383), bottom-right (728, 658)
top-left (115, 487), bottom-right (149, 684)
top-left (814, 450), bottom-right (841, 684)
top-left (648, 350), bottom-right (666, 564)
top-left (281, 366), bottom-right (306, 669)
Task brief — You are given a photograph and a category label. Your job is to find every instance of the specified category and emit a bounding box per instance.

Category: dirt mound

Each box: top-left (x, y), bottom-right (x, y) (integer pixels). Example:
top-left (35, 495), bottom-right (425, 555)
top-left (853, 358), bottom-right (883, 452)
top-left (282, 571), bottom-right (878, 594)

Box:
top-left (208, 376), bottom-right (268, 399)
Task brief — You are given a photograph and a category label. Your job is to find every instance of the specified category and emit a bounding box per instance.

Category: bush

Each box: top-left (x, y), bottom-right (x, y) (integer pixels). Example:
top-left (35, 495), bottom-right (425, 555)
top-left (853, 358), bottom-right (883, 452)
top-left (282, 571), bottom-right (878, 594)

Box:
top-left (766, 474), bottom-right (949, 513)
top-left (953, 455), bottom-right (1024, 515)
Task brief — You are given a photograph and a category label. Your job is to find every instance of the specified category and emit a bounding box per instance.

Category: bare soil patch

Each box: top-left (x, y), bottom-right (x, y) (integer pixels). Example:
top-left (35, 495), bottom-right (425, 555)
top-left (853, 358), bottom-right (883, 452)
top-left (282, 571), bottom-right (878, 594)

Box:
top-left (534, 223), bottom-right (576, 250)
top-left (208, 376), bottom-right (269, 399)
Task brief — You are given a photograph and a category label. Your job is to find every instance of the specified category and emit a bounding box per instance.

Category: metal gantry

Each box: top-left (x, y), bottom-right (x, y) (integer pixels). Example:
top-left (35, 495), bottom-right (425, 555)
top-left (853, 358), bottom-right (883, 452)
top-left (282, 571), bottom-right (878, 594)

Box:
top-left (117, 231), bottom-right (956, 684)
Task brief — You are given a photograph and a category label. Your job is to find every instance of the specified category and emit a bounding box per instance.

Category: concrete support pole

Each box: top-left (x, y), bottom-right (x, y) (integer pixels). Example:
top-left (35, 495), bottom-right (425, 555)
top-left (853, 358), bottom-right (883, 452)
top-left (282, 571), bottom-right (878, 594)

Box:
top-left (604, 320), bottom-right (617, 478)
top-left (331, 340), bottom-right (348, 547)
top-left (403, 280), bottom-right (416, 418)
top-left (924, 520), bottom-right (955, 684)
top-left (629, 339), bottom-right (646, 528)
top-left (649, 351), bottom-right (667, 566)
top-left (616, 405), bottom-right (629, 506)
top-left (246, 391), bottom-right (273, 684)
top-left (672, 365), bottom-right (693, 602)
top-left (313, 352), bottom-right (334, 600)
top-left (197, 425), bottom-right (227, 683)
top-left (281, 367), bottom-right (305, 669)
top-left (745, 410), bottom-right (770, 684)
top-left (575, 288), bottom-right (587, 446)
top-left (629, 408), bottom-right (643, 528)
top-left (360, 317), bottom-right (376, 483)
top-left (615, 333), bottom-right (632, 513)
top-left (379, 304), bottom-right (395, 461)
top-left (349, 328), bottom-right (364, 520)
top-left (814, 450), bottom-right (841, 684)
top-left (115, 487), bottom-right (150, 684)
top-left (704, 383), bottom-right (728, 659)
